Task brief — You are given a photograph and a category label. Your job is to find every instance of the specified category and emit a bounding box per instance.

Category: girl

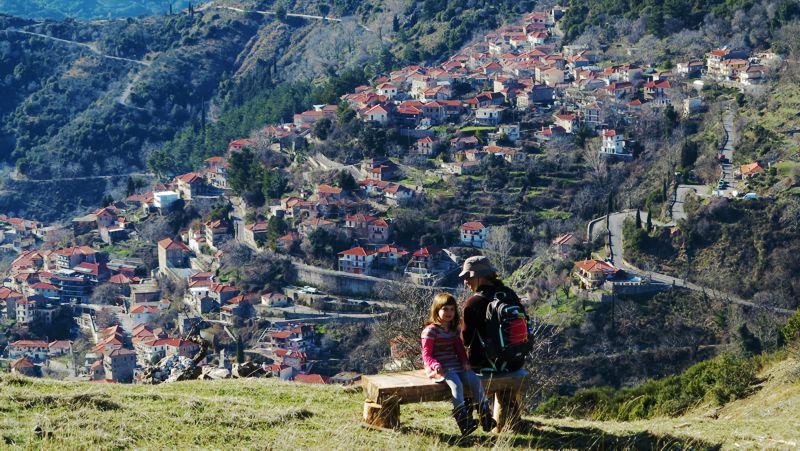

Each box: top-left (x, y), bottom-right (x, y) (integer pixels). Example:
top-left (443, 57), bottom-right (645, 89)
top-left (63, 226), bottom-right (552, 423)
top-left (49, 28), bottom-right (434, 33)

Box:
top-left (421, 293), bottom-right (495, 435)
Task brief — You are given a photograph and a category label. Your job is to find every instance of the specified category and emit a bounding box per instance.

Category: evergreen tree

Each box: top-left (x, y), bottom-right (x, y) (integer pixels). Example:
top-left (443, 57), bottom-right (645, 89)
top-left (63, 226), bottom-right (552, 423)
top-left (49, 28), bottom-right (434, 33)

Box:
top-left (236, 335), bottom-right (245, 363)
top-left (736, 324), bottom-right (762, 357)
top-left (635, 208), bottom-right (642, 229)
top-left (392, 15), bottom-right (400, 33)
top-left (125, 177), bottom-right (136, 197)
top-left (275, 3), bottom-right (287, 21)
top-left (646, 208), bottom-right (653, 233)
top-left (338, 170), bottom-right (357, 191)
top-left (227, 147), bottom-right (256, 196)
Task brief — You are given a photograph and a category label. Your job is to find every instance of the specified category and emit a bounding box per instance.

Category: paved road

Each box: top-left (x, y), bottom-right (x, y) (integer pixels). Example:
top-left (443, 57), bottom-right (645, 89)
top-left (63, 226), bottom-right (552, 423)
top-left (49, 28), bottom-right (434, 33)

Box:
top-left (199, 4), bottom-right (374, 32)
top-left (3, 29), bottom-right (151, 66)
top-left (592, 210), bottom-right (794, 315)
top-left (10, 171), bottom-right (153, 183)
top-left (671, 185), bottom-right (710, 221)
top-left (717, 104), bottom-right (736, 196)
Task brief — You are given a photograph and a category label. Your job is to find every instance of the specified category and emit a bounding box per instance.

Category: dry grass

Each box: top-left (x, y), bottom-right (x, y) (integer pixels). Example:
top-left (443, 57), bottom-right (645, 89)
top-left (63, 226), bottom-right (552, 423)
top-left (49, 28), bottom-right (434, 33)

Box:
top-left (2, 360), bottom-right (799, 449)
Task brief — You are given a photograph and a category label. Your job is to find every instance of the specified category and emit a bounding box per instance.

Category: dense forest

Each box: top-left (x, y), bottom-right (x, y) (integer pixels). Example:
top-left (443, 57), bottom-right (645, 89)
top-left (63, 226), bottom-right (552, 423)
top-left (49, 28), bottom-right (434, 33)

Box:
top-left (561, 0), bottom-right (800, 44)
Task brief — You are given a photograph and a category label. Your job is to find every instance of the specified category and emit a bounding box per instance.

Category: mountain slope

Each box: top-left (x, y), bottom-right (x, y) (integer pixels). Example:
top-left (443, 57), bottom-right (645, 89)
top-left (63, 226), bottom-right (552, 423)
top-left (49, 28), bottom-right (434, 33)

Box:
top-left (1, 356), bottom-right (798, 448)
top-left (0, 0), bottom-right (191, 20)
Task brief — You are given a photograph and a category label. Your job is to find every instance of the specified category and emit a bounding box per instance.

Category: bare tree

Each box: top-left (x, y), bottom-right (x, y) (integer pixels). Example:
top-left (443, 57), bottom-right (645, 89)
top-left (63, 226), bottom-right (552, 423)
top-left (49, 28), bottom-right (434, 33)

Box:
top-left (136, 217), bottom-right (171, 243)
top-left (90, 282), bottom-right (128, 304)
top-left (484, 225), bottom-right (514, 277)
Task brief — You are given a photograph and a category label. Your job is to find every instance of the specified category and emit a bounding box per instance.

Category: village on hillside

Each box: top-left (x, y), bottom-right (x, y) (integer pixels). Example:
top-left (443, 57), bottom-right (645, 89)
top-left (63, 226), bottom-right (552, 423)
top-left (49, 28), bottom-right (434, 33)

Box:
top-left (0, 5), bottom-right (785, 384)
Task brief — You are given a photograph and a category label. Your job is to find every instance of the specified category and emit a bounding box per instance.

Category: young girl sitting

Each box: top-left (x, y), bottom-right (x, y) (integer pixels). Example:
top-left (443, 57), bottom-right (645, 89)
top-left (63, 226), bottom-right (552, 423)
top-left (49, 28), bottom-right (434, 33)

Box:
top-left (421, 293), bottom-right (495, 436)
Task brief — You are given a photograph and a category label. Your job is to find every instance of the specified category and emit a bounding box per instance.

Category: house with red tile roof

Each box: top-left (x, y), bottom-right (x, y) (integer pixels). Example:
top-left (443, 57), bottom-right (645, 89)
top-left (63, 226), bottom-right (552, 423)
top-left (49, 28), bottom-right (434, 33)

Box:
top-left (11, 356), bottom-right (40, 377)
top-left (573, 259), bottom-right (620, 290)
top-left (174, 172), bottom-right (209, 200)
top-left (373, 244), bottom-right (409, 269)
top-left (238, 222), bottom-right (266, 248)
top-left (740, 162), bottom-right (765, 178)
top-left (158, 238), bottom-right (191, 270)
top-left (293, 373), bottom-right (330, 384)
top-left (276, 231), bottom-right (301, 251)
top-left (338, 247), bottom-right (376, 275)
top-left (8, 340), bottom-right (50, 361)
top-left (552, 233), bottom-right (580, 256)
top-left (460, 222), bottom-right (489, 248)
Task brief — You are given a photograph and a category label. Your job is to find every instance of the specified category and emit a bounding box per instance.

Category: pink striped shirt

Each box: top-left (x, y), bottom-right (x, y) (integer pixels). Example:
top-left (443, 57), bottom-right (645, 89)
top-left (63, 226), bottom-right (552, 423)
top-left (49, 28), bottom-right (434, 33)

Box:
top-left (421, 324), bottom-right (469, 373)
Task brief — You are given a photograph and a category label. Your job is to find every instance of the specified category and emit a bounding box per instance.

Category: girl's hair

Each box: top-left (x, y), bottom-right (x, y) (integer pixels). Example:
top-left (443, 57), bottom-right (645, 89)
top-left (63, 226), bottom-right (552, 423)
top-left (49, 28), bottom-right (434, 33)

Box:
top-left (427, 293), bottom-right (460, 330)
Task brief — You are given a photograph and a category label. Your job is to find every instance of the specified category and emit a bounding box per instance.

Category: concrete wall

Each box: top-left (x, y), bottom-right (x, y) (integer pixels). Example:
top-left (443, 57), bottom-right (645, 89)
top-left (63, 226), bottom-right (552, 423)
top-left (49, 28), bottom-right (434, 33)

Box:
top-left (293, 262), bottom-right (393, 296)
top-left (292, 262), bottom-right (439, 297)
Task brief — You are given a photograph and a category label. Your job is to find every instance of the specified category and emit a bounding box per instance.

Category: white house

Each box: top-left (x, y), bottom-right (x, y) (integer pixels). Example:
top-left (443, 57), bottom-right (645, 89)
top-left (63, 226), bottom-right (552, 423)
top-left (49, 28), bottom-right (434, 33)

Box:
top-left (8, 340), bottom-right (50, 361)
top-left (261, 292), bottom-right (290, 307)
top-left (375, 83), bottom-right (398, 99)
top-left (475, 106), bottom-right (505, 126)
top-left (365, 105), bottom-right (390, 124)
top-left (130, 304), bottom-right (158, 326)
top-left (153, 191), bottom-right (179, 210)
top-left (337, 247), bottom-right (376, 275)
top-left (601, 129), bottom-right (626, 155)
top-left (498, 123), bottom-right (520, 143)
top-left (460, 222), bottom-right (489, 248)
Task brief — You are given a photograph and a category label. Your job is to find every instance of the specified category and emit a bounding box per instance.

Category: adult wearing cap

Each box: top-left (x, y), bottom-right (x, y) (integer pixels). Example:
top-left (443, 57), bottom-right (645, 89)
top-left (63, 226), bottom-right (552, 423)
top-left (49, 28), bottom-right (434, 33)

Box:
top-left (459, 255), bottom-right (526, 373)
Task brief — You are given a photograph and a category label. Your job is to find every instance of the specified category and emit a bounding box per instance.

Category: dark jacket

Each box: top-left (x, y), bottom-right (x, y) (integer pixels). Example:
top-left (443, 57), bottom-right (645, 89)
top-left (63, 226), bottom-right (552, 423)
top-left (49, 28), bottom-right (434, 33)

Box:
top-left (461, 282), bottom-right (524, 371)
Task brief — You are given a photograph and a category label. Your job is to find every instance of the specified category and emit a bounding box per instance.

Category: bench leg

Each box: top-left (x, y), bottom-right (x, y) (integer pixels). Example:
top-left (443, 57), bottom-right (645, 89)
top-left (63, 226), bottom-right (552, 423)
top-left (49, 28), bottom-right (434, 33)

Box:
top-left (363, 399), bottom-right (400, 429)
top-left (492, 388), bottom-right (522, 433)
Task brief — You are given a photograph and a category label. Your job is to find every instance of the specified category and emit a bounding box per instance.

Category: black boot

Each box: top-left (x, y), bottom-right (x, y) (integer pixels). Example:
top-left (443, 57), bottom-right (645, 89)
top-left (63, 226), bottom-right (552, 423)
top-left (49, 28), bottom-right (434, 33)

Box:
top-left (479, 400), bottom-right (497, 432)
top-left (452, 403), bottom-right (478, 436)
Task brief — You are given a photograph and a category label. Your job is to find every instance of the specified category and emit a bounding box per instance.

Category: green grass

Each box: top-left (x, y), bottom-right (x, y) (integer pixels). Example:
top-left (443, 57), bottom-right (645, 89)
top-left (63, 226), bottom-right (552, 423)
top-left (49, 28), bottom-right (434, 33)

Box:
top-left (5, 355), bottom-right (800, 450)
top-left (524, 188), bottom-right (547, 199)
top-left (775, 161), bottom-right (800, 177)
top-left (98, 245), bottom-right (132, 257)
top-left (535, 209), bottom-right (572, 220)
top-left (459, 126), bottom-right (496, 133)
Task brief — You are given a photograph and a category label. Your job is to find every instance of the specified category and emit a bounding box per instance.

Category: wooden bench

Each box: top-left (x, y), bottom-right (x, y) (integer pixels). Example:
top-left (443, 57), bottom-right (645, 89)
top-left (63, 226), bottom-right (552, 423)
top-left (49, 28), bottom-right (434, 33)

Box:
top-left (361, 369), bottom-right (528, 432)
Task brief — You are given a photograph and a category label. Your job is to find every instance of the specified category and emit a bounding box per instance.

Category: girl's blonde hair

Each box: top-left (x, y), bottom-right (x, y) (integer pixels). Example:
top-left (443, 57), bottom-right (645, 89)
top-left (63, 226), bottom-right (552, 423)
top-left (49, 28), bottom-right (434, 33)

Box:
top-left (427, 293), bottom-right (460, 330)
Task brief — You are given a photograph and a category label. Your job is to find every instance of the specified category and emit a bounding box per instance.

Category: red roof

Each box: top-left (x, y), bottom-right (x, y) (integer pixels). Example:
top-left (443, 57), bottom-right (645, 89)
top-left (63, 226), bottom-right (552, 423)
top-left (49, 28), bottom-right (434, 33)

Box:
top-left (271, 331), bottom-right (293, 339)
top-left (602, 129), bottom-right (619, 137)
top-left (552, 234), bottom-right (578, 246)
top-left (574, 259), bottom-right (619, 276)
top-left (293, 374), bottom-right (330, 384)
top-left (413, 247), bottom-right (441, 257)
top-left (317, 184), bottom-right (343, 195)
top-left (158, 238), bottom-right (190, 251)
top-left (12, 357), bottom-right (35, 368)
top-left (11, 340), bottom-right (49, 348)
top-left (130, 305), bottom-right (157, 314)
top-left (175, 172), bottom-right (204, 184)
top-left (345, 214), bottom-right (377, 223)
top-left (741, 162), bottom-right (765, 175)
top-left (339, 247), bottom-right (375, 257)
top-left (460, 221), bottom-right (486, 231)
top-left (376, 245), bottom-right (408, 255)
top-left (30, 282), bottom-right (58, 290)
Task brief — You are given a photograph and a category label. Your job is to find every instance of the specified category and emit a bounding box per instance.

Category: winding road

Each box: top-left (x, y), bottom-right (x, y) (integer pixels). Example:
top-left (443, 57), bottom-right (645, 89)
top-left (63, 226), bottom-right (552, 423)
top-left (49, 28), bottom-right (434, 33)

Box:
top-left (198, 4), bottom-right (374, 32)
top-left (2, 29), bottom-right (151, 66)
top-left (589, 209), bottom-right (793, 315)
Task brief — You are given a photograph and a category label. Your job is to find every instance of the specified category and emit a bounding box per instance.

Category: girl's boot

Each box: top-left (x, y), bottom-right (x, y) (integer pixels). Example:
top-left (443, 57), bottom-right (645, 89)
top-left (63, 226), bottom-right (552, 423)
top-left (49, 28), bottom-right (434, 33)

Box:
top-left (452, 403), bottom-right (478, 436)
top-left (479, 400), bottom-right (497, 432)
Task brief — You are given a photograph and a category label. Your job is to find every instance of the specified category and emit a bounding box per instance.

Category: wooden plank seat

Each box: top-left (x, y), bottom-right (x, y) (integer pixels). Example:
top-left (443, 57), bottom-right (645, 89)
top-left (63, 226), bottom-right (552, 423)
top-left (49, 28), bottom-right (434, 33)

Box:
top-left (361, 369), bottom-right (528, 432)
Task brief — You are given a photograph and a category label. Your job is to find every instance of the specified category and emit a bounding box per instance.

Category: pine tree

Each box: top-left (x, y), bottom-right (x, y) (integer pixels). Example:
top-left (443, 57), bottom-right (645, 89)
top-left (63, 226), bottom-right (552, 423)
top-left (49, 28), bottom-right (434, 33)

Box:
top-left (635, 208), bottom-right (642, 229)
top-left (236, 335), bottom-right (245, 363)
top-left (125, 177), bottom-right (135, 197)
top-left (392, 15), bottom-right (400, 33)
top-left (646, 208), bottom-right (653, 233)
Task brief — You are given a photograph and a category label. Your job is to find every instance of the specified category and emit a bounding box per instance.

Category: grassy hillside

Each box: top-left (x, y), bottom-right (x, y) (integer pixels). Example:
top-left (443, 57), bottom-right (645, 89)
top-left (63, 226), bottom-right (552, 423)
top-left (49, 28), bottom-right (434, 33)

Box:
top-left (2, 356), bottom-right (799, 449)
